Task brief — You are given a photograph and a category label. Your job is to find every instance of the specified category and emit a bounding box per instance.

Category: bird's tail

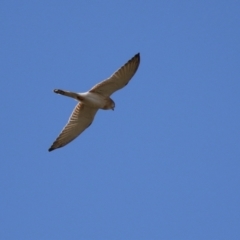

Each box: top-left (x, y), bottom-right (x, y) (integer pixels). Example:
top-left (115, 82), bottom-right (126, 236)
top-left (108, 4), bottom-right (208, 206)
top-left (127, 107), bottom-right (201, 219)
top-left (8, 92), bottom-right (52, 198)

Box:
top-left (53, 89), bottom-right (80, 100)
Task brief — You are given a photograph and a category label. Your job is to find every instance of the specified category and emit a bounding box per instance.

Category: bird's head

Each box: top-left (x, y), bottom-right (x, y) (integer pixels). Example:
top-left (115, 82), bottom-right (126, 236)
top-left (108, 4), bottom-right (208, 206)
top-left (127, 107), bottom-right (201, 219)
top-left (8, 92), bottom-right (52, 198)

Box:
top-left (103, 98), bottom-right (115, 111)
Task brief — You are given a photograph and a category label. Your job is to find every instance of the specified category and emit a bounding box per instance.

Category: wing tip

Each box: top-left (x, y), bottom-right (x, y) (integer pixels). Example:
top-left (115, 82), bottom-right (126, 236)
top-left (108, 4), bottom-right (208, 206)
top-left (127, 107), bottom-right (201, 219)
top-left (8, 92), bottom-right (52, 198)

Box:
top-left (135, 52), bottom-right (140, 59)
top-left (48, 146), bottom-right (55, 152)
top-left (132, 53), bottom-right (140, 65)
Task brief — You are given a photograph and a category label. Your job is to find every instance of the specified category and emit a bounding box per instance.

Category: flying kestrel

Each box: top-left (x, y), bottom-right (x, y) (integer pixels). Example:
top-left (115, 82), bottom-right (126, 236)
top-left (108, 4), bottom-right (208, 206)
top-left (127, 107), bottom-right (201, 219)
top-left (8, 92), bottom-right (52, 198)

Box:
top-left (48, 53), bottom-right (140, 151)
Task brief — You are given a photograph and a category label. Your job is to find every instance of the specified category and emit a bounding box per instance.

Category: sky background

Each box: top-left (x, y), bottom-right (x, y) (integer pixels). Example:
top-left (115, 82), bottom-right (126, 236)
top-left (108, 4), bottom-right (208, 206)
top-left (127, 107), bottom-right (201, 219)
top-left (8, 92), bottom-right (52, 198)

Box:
top-left (1, 1), bottom-right (240, 239)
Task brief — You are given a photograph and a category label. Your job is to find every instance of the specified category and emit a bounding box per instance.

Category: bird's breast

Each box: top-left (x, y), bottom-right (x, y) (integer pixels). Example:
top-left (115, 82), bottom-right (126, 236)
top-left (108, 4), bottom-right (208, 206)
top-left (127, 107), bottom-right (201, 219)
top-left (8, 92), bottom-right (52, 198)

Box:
top-left (77, 92), bottom-right (107, 109)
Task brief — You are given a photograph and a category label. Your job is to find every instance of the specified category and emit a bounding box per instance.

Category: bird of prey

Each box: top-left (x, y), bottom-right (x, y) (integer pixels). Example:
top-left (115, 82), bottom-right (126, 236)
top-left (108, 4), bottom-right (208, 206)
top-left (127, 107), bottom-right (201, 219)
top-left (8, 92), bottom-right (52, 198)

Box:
top-left (48, 53), bottom-right (140, 151)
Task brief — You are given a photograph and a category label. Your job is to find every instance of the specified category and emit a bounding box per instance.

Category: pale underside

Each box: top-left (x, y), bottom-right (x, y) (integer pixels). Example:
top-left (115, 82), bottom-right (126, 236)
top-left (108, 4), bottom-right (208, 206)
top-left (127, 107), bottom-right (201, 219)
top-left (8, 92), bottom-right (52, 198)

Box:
top-left (49, 53), bottom-right (140, 151)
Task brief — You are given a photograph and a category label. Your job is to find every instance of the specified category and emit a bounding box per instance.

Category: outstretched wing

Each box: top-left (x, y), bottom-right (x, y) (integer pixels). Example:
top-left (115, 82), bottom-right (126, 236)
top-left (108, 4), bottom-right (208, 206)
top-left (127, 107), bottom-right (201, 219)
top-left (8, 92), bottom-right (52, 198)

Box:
top-left (89, 53), bottom-right (140, 97)
top-left (48, 103), bottom-right (98, 151)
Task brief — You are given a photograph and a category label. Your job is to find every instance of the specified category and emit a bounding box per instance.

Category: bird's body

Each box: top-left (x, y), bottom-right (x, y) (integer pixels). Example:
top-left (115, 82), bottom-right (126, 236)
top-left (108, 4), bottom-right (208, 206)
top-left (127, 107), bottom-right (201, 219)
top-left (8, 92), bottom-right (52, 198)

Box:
top-left (49, 53), bottom-right (140, 151)
top-left (54, 90), bottom-right (115, 110)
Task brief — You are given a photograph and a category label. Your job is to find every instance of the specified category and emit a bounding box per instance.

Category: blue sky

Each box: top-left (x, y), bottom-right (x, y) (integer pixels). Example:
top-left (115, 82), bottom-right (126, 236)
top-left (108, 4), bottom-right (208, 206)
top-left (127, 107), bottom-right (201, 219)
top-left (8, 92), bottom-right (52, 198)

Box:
top-left (1, 1), bottom-right (240, 239)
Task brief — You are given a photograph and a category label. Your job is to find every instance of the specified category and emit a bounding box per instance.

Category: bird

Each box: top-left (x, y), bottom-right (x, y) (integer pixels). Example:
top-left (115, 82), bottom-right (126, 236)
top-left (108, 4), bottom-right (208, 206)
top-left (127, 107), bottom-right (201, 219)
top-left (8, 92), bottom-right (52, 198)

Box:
top-left (48, 53), bottom-right (140, 152)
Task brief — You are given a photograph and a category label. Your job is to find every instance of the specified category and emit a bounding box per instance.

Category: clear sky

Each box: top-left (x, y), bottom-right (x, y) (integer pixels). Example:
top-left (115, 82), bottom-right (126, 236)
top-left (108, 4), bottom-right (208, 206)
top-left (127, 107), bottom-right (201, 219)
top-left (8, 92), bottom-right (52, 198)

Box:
top-left (1, 1), bottom-right (240, 239)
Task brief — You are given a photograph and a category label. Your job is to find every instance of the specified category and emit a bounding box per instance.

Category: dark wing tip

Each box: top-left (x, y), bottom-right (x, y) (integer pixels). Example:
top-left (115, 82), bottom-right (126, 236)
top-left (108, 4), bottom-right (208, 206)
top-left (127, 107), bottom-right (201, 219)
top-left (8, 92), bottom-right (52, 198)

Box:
top-left (135, 52), bottom-right (140, 60)
top-left (132, 53), bottom-right (140, 70)
top-left (48, 147), bottom-right (55, 152)
top-left (132, 53), bottom-right (140, 66)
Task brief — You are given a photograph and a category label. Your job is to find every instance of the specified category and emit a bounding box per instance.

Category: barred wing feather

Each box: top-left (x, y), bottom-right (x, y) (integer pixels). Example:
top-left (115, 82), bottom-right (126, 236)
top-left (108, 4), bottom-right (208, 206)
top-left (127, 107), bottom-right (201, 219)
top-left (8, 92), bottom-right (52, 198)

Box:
top-left (89, 53), bottom-right (140, 97)
top-left (48, 103), bottom-right (98, 151)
